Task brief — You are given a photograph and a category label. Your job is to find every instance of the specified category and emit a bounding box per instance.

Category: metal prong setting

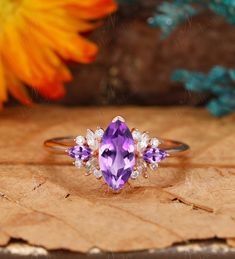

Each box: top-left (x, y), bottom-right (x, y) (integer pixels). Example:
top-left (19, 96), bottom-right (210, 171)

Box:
top-left (112, 116), bottom-right (125, 123)
top-left (129, 128), bottom-right (167, 180)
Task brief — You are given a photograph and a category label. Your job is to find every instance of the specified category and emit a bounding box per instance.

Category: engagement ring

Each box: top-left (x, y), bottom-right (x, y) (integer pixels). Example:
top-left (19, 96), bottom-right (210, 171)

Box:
top-left (44, 116), bottom-right (189, 190)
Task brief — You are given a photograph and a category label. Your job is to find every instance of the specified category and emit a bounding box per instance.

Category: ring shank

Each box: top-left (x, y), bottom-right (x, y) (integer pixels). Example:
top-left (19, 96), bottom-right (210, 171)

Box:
top-left (44, 136), bottom-right (75, 154)
top-left (44, 137), bottom-right (189, 156)
top-left (158, 139), bottom-right (189, 155)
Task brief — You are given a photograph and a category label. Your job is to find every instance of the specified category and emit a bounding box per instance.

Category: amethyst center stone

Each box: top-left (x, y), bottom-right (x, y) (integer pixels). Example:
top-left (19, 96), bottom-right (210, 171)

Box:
top-left (99, 118), bottom-right (135, 190)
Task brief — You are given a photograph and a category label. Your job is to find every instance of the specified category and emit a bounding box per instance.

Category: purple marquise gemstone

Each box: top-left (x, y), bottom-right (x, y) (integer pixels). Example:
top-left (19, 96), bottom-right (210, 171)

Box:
top-left (143, 148), bottom-right (167, 164)
top-left (68, 145), bottom-right (92, 161)
top-left (99, 119), bottom-right (135, 190)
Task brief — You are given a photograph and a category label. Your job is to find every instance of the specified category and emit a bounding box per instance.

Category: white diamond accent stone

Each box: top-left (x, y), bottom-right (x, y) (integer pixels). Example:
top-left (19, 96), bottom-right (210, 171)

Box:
top-left (75, 135), bottom-right (85, 145)
top-left (86, 158), bottom-right (98, 173)
top-left (137, 132), bottom-right (150, 152)
top-left (150, 163), bottom-right (158, 170)
top-left (137, 163), bottom-right (146, 173)
top-left (93, 169), bottom-right (103, 179)
top-left (132, 129), bottom-right (141, 141)
top-left (135, 158), bottom-right (146, 174)
top-left (131, 170), bottom-right (139, 179)
top-left (112, 116), bottom-right (125, 122)
top-left (95, 128), bottom-right (104, 139)
top-left (85, 164), bottom-right (92, 175)
top-left (74, 160), bottom-right (82, 168)
top-left (86, 129), bottom-right (98, 150)
top-left (150, 138), bottom-right (160, 148)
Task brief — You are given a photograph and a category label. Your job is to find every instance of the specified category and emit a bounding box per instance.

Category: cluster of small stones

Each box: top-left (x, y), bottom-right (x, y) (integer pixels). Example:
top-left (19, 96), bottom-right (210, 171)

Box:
top-left (130, 129), bottom-right (166, 179)
top-left (67, 127), bottom-right (105, 179)
top-left (67, 116), bottom-right (168, 190)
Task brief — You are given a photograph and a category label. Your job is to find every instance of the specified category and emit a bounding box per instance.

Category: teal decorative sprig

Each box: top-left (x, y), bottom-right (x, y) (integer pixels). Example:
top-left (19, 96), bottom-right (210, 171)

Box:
top-left (148, 1), bottom-right (200, 38)
top-left (209, 0), bottom-right (235, 25)
top-left (148, 0), bottom-right (235, 38)
top-left (171, 66), bottom-right (235, 116)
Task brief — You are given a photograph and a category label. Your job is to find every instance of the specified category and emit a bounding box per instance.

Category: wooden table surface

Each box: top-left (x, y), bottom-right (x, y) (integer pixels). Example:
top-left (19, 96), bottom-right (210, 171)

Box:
top-left (0, 105), bottom-right (234, 255)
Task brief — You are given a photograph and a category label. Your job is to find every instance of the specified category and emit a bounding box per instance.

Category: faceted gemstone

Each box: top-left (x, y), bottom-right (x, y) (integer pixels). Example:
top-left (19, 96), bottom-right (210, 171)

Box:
top-left (143, 148), bottom-right (167, 164)
top-left (136, 158), bottom-right (147, 174)
top-left (86, 129), bottom-right (98, 150)
top-left (93, 169), bottom-right (103, 179)
top-left (74, 160), bottom-right (82, 168)
top-left (131, 170), bottom-right (139, 179)
top-left (99, 119), bottom-right (135, 190)
top-left (86, 158), bottom-right (98, 174)
top-left (75, 135), bottom-right (85, 145)
top-left (137, 132), bottom-right (150, 152)
top-left (68, 145), bottom-right (92, 161)
top-left (95, 128), bottom-right (104, 139)
top-left (150, 138), bottom-right (160, 148)
top-left (132, 129), bottom-right (141, 141)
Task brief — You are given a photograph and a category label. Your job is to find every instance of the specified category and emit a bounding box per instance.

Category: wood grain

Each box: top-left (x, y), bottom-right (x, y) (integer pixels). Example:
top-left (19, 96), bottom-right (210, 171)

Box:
top-left (0, 105), bottom-right (234, 252)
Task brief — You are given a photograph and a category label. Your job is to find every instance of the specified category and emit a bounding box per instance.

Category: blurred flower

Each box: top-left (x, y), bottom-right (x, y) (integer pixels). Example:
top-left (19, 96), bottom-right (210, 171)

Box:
top-left (0, 0), bottom-right (117, 107)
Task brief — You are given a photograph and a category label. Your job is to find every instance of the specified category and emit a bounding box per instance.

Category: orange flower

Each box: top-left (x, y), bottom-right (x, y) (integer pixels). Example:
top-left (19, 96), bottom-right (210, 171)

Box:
top-left (0, 0), bottom-right (117, 107)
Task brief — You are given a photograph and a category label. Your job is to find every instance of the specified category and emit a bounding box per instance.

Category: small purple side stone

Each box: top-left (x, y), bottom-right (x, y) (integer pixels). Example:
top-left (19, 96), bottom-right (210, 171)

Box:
top-left (99, 119), bottom-right (135, 190)
top-left (68, 145), bottom-right (92, 161)
top-left (143, 148), bottom-right (167, 164)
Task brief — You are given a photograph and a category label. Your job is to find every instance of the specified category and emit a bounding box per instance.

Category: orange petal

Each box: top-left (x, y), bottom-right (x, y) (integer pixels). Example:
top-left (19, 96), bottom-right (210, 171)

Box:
top-left (2, 15), bottom-right (71, 95)
top-left (0, 59), bottom-right (7, 102)
top-left (23, 0), bottom-right (75, 10)
top-left (22, 3), bottom-right (99, 33)
top-left (19, 22), bottom-right (72, 84)
top-left (0, 0), bottom-right (117, 105)
top-left (22, 11), bottom-right (98, 63)
top-left (6, 73), bottom-right (33, 106)
top-left (37, 82), bottom-right (66, 100)
top-left (2, 21), bottom-right (34, 84)
top-left (24, 0), bottom-right (116, 12)
top-left (67, 1), bottom-right (117, 20)
top-left (67, 0), bottom-right (117, 9)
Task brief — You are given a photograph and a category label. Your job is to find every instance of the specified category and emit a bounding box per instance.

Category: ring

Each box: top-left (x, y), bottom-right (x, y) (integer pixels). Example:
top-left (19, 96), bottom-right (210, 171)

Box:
top-left (44, 116), bottom-right (189, 191)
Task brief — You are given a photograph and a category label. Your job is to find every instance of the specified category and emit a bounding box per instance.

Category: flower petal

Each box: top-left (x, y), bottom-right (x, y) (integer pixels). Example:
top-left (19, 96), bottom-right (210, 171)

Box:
top-left (22, 10), bottom-right (98, 63)
top-left (67, 1), bottom-right (117, 20)
top-left (0, 0), bottom-right (117, 107)
top-left (6, 73), bottom-right (33, 106)
top-left (37, 82), bottom-right (66, 100)
top-left (0, 59), bottom-right (8, 103)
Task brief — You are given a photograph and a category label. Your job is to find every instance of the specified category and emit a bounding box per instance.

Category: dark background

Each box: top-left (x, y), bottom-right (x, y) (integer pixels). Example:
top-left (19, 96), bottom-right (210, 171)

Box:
top-left (57, 1), bottom-right (235, 107)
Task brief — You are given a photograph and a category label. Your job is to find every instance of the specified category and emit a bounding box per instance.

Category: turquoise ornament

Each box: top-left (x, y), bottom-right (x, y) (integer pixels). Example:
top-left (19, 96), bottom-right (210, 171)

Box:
top-left (171, 66), bottom-right (235, 117)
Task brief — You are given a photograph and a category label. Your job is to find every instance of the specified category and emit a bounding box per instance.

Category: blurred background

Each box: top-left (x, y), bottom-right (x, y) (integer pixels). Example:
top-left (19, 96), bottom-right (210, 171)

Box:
top-left (62, 0), bottom-right (235, 109)
top-left (2, 0), bottom-right (235, 116)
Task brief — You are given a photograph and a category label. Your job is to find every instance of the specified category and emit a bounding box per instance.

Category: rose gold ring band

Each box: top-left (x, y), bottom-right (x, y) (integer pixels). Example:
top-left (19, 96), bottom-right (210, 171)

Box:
top-left (44, 136), bottom-right (190, 156)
